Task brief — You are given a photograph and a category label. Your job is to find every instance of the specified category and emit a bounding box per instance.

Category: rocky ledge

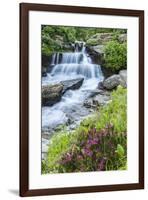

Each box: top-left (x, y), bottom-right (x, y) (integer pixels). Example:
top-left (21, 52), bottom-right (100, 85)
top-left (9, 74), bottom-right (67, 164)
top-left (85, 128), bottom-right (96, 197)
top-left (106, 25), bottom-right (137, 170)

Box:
top-left (42, 78), bottom-right (84, 106)
top-left (42, 84), bottom-right (63, 106)
top-left (61, 78), bottom-right (84, 93)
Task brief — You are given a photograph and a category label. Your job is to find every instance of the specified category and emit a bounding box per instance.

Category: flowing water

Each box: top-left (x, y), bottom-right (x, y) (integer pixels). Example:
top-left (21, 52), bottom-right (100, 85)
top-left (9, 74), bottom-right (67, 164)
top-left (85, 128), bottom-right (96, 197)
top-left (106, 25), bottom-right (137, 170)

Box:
top-left (42, 42), bottom-right (104, 134)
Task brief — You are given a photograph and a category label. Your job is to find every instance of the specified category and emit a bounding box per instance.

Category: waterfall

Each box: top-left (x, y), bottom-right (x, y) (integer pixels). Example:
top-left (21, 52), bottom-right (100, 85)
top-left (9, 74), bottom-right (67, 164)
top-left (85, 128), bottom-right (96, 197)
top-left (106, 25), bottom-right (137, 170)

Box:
top-left (50, 42), bottom-right (102, 79)
top-left (42, 41), bottom-right (104, 131)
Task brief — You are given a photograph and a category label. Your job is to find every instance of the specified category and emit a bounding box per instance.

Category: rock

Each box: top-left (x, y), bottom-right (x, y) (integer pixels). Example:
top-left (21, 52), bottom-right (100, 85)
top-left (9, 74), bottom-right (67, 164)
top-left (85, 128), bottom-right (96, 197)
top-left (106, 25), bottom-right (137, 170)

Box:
top-left (42, 84), bottom-right (63, 106)
top-left (61, 78), bottom-right (84, 93)
top-left (88, 88), bottom-right (110, 98)
top-left (87, 45), bottom-right (104, 65)
top-left (65, 103), bottom-right (91, 126)
top-left (118, 34), bottom-right (127, 43)
top-left (86, 33), bottom-right (113, 46)
top-left (84, 94), bottom-right (111, 108)
top-left (119, 70), bottom-right (127, 87)
top-left (89, 45), bottom-right (104, 55)
top-left (42, 54), bottom-right (50, 68)
top-left (42, 67), bottom-right (47, 77)
top-left (101, 63), bottom-right (117, 78)
top-left (103, 70), bottom-right (127, 90)
top-left (98, 81), bottom-right (105, 90)
top-left (86, 47), bottom-right (103, 65)
top-left (103, 74), bottom-right (121, 90)
top-left (46, 65), bottom-right (55, 73)
top-left (42, 72), bottom-right (47, 77)
top-left (42, 137), bottom-right (49, 160)
top-left (93, 95), bottom-right (111, 106)
top-left (42, 78), bottom-right (84, 106)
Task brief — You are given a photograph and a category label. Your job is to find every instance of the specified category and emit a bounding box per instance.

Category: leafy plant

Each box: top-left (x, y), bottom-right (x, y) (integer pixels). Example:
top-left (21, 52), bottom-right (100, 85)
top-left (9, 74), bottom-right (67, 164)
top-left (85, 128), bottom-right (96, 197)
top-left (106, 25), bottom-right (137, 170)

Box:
top-left (58, 126), bottom-right (127, 172)
top-left (104, 41), bottom-right (127, 71)
top-left (42, 129), bottom-right (78, 174)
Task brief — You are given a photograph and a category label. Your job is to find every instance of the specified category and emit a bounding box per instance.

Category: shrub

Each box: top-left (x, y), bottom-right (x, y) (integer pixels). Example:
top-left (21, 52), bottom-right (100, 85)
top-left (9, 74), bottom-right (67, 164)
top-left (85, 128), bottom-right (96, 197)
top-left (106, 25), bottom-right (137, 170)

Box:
top-left (104, 41), bottom-right (127, 71)
top-left (58, 127), bottom-right (127, 172)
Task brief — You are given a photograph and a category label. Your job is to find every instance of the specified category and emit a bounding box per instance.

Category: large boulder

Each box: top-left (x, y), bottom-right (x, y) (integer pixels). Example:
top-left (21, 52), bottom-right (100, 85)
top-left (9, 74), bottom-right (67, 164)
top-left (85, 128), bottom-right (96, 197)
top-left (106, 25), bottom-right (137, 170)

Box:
top-left (61, 78), bottom-right (84, 93)
top-left (103, 70), bottom-right (127, 90)
top-left (103, 74), bottom-right (121, 90)
top-left (42, 84), bottom-right (63, 106)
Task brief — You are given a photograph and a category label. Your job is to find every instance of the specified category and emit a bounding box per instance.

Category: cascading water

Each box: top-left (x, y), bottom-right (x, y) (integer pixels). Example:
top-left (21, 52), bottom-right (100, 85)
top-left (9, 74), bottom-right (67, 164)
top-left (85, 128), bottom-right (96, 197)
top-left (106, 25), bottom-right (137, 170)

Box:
top-left (42, 42), bottom-right (104, 133)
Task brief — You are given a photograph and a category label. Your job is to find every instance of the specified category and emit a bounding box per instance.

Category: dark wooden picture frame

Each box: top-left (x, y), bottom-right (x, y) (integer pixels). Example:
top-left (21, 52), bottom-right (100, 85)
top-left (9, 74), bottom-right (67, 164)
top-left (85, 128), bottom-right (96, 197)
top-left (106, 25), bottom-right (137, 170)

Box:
top-left (20, 3), bottom-right (144, 197)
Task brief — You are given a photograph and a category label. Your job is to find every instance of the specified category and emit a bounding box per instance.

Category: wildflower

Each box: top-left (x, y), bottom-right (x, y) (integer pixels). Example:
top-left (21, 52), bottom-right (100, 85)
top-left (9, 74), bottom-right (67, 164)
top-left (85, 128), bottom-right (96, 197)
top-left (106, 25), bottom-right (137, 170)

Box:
top-left (98, 157), bottom-right (107, 171)
top-left (60, 153), bottom-right (72, 164)
top-left (82, 148), bottom-right (93, 157)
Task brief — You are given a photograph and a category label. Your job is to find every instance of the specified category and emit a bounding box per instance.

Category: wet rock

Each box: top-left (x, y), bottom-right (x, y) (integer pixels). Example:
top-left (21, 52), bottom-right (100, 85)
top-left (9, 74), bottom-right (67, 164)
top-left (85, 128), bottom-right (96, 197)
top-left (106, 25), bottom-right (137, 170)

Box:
top-left (98, 81), bottom-right (105, 90)
top-left (42, 72), bottom-right (47, 77)
top-left (42, 84), bottom-right (63, 106)
top-left (42, 67), bottom-right (47, 77)
top-left (88, 89), bottom-right (110, 98)
top-left (61, 78), bottom-right (84, 93)
top-left (86, 45), bottom-right (104, 65)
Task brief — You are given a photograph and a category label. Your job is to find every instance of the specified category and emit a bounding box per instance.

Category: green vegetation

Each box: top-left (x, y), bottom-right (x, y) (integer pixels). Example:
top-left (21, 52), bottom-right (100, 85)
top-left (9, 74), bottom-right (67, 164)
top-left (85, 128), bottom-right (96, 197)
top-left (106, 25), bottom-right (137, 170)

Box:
top-left (42, 128), bottom-right (78, 174)
top-left (42, 86), bottom-right (127, 174)
top-left (103, 41), bottom-right (127, 71)
top-left (96, 86), bottom-right (127, 133)
top-left (41, 25), bottom-right (126, 56)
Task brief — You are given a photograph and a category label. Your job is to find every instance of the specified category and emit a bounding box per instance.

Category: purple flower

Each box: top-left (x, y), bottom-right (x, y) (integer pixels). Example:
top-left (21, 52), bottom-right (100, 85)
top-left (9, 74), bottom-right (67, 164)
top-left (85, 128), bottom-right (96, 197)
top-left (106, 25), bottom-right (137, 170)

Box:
top-left (60, 153), bottom-right (72, 164)
top-left (82, 148), bottom-right (93, 157)
top-left (86, 138), bottom-right (99, 148)
top-left (97, 158), bottom-right (107, 171)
